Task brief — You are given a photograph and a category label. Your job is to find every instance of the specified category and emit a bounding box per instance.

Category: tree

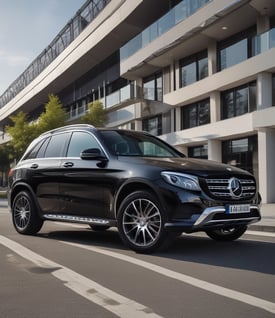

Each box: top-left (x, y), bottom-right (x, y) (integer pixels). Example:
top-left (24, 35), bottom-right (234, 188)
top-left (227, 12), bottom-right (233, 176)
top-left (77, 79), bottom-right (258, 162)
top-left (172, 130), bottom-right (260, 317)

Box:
top-left (37, 94), bottom-right (67, 134)
top-left (0, 143), bottom-right (14, 186)
top-left (6, 111), bottom-right (38, 159)
top-left (6, 94), bottom-right (67, 160)
top-left (81, 100), bottom-right (107, 127)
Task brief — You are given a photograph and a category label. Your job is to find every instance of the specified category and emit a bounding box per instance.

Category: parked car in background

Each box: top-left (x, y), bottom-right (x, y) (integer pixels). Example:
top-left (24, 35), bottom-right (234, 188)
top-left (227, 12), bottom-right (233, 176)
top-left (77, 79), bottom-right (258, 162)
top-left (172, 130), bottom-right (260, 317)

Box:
top-left (8, 124), bottom-right (261, 253)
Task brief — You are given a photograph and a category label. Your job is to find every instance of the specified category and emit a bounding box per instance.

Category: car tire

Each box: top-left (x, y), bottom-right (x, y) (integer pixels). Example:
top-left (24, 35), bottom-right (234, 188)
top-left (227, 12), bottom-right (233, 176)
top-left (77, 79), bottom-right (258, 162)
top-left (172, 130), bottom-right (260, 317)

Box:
top-left (205, 225), bottom-right (247, 241)
top-left (12, 190), bottom-right (44, 235)
top-left (89, 225), bottom-right (110, 231)
top-left (117, 190), bottom-right (168, 253)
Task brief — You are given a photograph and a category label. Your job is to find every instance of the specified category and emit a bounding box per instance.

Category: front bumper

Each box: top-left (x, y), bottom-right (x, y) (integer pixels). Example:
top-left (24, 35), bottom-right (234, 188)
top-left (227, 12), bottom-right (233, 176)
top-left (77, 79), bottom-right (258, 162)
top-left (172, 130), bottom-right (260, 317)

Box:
top-left (164, 204), bottom-right (261, 233)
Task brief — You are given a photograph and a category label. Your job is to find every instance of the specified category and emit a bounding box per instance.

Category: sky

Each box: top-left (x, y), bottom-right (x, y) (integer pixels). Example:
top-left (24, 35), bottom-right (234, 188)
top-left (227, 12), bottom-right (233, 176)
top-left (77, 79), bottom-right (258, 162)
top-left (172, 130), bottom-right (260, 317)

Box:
top-left (0, 0), bottom-right (86, 95)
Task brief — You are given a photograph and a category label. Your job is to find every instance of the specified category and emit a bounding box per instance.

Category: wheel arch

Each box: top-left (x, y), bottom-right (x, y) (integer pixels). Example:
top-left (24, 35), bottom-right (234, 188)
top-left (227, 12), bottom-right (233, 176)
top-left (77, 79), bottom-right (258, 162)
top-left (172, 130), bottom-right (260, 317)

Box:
top-left (10, 183), bottom-right (41, 214)
top-left (114, 179), bottom-right (166, 218)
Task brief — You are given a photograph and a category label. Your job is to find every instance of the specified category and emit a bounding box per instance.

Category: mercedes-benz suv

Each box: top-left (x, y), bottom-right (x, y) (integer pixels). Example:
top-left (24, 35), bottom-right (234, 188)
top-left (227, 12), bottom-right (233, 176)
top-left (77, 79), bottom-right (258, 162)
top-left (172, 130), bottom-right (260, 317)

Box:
top-left (8, 124), bottom-right (261, 253)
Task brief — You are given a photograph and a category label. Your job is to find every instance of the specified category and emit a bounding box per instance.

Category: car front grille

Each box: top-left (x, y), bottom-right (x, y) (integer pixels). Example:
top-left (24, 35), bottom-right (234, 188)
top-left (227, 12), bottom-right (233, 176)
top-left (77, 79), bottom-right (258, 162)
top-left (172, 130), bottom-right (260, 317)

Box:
top-left (205, 177), bottom-right (256, 200)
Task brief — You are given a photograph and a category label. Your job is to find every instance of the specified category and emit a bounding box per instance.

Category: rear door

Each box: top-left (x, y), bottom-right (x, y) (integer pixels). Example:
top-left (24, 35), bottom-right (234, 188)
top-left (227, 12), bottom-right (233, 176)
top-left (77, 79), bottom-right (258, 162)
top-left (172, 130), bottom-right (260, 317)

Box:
top-left (26, 132), bottom-right (71, 214)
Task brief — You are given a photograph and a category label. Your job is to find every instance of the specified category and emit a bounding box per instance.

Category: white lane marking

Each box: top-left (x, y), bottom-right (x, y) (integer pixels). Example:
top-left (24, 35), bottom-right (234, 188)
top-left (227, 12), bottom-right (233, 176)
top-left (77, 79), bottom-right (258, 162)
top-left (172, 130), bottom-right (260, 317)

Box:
top-left (63, 241), bottom-right (275, 315)
top-left (246, 230), bottom-right (275, 237)
top-left (0, 235), bottom-right (162, 318)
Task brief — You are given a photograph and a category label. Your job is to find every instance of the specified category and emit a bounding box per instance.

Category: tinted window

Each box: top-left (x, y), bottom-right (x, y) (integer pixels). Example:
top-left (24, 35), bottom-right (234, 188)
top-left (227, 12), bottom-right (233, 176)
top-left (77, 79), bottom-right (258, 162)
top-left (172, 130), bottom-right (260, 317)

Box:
top-left (23, 139), bottom-right (46, 160)
top-left (44, 133), bottom-right (69, 158)
top-left (221, 82), bottom-right (256, 119)
top-left (67, 132), bottom-right (100, 157)
top-left (100, 130), bottom-right (182, 158)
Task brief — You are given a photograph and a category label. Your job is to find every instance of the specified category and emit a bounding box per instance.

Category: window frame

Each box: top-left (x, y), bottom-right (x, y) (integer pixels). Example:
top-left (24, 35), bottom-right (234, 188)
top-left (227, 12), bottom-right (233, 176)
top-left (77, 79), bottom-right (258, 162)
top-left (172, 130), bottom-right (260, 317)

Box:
top-left (181, 98), bottom-right (210, 129)
top-left (179, 50), bottom-right (208, 88)
top-left (221, 81), bottom-right (257, 120)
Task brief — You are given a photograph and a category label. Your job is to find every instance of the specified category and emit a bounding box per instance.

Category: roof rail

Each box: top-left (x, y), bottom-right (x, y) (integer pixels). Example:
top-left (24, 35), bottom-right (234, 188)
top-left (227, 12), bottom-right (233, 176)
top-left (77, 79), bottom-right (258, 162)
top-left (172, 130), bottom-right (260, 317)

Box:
top-left (40, 124), bottom-right (96, 136)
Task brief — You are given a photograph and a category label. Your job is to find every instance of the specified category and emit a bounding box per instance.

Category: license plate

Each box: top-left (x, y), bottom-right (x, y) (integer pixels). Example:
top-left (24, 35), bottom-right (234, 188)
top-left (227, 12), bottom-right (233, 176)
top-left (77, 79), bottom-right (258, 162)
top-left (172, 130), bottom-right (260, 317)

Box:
top-left (225, 204), bottom-right (250, 214)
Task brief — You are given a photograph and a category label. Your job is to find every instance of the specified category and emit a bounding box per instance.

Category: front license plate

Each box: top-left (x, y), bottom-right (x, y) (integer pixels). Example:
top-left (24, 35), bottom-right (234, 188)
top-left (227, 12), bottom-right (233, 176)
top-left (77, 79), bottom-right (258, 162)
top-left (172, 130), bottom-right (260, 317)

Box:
top-left (225, 204), bottom-right (250, 214)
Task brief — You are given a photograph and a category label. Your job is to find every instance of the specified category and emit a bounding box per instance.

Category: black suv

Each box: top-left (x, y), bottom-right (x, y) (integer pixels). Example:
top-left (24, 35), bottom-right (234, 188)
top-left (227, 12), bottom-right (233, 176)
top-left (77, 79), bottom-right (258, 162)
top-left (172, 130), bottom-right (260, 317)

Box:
top-left (8, 124), bottom-right (261, 253)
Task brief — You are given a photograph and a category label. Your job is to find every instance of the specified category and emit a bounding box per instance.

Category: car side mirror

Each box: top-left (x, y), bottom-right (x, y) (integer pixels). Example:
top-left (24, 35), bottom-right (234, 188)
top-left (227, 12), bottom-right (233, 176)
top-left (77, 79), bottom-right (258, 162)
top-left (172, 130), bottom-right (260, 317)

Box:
top-left (80, 148), bottom-right (107, 162)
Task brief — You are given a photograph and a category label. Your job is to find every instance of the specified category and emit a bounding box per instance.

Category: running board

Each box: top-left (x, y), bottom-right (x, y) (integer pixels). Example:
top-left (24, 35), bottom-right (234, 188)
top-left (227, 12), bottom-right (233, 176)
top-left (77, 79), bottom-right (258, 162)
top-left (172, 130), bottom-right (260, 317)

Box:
top-left (44, 214), bottom-right (115, 226)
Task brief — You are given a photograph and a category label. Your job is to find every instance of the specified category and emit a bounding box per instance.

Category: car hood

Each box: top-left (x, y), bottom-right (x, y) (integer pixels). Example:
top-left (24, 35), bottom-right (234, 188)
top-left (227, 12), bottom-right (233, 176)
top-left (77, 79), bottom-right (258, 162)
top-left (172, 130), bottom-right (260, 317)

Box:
top-left (118, 156), bottom-right (252, 178)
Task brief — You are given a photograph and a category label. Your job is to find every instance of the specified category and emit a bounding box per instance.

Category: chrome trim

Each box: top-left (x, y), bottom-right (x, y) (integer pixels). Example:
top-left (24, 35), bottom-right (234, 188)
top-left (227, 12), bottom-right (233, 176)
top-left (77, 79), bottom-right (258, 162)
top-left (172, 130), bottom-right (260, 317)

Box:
top-left (193, 205), bottom-right (260, 228)
top-left (44, 214), bottom-right (110, 225)
top-left (193, 206), bottom-right (225, 227)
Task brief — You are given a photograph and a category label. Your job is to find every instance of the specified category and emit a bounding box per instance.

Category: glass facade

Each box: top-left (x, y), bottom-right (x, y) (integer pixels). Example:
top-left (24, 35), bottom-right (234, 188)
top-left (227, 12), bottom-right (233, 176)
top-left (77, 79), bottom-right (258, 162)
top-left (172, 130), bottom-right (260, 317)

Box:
top-left (218, 27), bottom-right (256, 71)
top-left (181, 98), bottom-right (210, 129)
top-left (221, 82), bottom-right (256, 119)
top-left (143, 73), bottom-right (163, 101)
top-left (142, 115), bottom-right (162, 136)
top-left (120, 0), bottom-right (210, 61)
top-left (188, 145), bottom-right (208, 159)
top-left (218, 27), bottom-right (275, 72)
top-left (180, 50), bottom-right (208, 87)
top-left (222, 136), bottom-right (258, 178)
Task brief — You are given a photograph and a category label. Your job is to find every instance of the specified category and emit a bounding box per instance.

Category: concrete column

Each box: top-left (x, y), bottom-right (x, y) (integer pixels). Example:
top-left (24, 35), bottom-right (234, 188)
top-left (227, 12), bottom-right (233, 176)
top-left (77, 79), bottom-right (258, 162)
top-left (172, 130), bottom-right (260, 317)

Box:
top-left (257, 72), bottom-right (272, 110)
top-left (207, 40), bottom-right (217, 75)
top-left (258, 128), bottom-right (275, 203)
top-left (210, 91), bottom-right (220, 123)
top-left (174, 60), bottom-right (180, 91)
top-left (257, 15), bottom-right (270, 33)
top-left (175, 107), bottom-right (181, 131)
top-left (208, 139), bottom-right (221, 162)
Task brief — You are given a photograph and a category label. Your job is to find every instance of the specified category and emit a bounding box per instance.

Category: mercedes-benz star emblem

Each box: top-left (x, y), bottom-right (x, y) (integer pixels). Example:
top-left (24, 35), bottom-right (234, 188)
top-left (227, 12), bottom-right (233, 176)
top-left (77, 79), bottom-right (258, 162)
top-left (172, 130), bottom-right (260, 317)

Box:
top-left (228, 177), bottom-right (242, 198)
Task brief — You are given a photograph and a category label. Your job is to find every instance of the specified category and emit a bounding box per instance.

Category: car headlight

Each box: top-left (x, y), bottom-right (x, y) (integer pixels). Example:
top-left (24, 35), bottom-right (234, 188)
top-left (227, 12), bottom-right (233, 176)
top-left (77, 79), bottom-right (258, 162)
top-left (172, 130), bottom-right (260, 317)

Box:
top-left (161, 171), bottom-right (201, 191)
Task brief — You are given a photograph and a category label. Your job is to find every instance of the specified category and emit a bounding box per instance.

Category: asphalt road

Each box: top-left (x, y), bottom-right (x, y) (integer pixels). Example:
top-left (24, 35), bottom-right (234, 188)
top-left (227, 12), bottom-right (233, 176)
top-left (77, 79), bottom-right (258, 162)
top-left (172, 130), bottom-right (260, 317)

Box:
top-left (1, 199), bottom-right (275, 318)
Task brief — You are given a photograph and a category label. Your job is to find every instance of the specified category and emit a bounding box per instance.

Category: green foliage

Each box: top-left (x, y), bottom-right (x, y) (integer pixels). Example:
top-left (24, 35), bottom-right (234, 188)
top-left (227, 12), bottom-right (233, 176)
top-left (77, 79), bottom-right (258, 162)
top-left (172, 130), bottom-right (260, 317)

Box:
top-left (37, 94), bottom-right (66, 134)
top-left (0, 143), bottom-right (13, 187)
top-left (81, 100), bottom-right (107, 127)
top-left (5, 94), bottom-right (67, 160)
top-left (6, 111), bottom-right (38, 159)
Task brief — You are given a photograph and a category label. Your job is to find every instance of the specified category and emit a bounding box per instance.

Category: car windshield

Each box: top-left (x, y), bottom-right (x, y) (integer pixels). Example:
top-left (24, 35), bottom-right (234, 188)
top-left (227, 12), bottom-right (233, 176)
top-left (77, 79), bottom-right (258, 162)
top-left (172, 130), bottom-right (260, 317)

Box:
top-left (99, 130), bottom-right (183, 158)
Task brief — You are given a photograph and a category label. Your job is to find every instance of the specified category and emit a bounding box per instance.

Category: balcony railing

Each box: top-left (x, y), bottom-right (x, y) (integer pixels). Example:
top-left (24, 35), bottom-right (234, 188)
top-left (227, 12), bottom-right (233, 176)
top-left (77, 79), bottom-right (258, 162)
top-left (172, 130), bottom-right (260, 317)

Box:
top-left (120, 0), bottom-right (210, 61)
top-left (252, 28), bottom-right (275, 56)
top-left (67, 83), bottom-right (140, 121)
top-left (0, 0), bottom-right (111, 109)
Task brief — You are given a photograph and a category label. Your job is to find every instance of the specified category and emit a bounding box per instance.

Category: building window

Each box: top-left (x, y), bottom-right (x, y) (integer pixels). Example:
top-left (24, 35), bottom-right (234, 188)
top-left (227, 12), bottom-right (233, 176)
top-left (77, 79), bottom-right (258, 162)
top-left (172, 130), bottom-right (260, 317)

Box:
top-left (221, 82), bottom-right (256, 119)
top-left (180, 50), bottom-right (208, 87)
top-left (218, 27), bottom-right (256, 71)
top-left (222, 136), bottom-right (258, 177)
top-left (142, 115), bottom-right (162, 136)
top-left (181, 98), bottom-right (210, 129)
top-left (188, 145), bottom-right (208, 159)
top-left (143, 73), bottom-right (163, 101)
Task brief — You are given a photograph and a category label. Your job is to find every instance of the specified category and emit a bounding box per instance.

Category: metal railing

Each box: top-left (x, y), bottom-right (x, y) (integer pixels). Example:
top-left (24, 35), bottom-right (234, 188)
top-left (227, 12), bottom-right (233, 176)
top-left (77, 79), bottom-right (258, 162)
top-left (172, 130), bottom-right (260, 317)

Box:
top-left (120, 0), bottom-right (210, 61)
top-left (0, 0), bottom-right (111, 109)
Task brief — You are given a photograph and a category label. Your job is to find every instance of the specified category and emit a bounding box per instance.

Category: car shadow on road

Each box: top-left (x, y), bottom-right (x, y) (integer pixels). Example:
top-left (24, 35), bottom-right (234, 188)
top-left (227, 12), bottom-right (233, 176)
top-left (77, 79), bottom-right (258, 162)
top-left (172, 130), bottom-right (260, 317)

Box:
top-left (38, 226), bottom-right (275, 276)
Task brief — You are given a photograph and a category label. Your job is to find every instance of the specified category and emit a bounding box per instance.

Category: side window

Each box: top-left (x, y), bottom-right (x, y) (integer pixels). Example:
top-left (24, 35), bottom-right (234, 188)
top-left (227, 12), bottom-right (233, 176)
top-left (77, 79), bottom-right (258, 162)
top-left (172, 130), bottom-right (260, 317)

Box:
top-left (44, 133), bottom-right (69, 158)
top-left (23, 139), bottom-right (46, 160)
top-left (67, 132), bottom-right (100, 157)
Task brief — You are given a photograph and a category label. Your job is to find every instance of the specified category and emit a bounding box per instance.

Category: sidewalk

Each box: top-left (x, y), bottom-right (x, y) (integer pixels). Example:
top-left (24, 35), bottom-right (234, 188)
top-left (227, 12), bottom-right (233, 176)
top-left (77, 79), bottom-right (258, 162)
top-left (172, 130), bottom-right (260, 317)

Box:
top-left (249, 204), bottom-right (275, 233)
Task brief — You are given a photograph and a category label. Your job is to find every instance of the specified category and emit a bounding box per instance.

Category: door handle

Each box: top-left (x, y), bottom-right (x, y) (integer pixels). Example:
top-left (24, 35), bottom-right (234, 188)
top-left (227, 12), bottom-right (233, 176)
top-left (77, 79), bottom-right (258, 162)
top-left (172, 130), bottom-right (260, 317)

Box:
top-left (63, 162), bottom-right (74, 168)
top-left (30, 163), bottom-right (39, 169)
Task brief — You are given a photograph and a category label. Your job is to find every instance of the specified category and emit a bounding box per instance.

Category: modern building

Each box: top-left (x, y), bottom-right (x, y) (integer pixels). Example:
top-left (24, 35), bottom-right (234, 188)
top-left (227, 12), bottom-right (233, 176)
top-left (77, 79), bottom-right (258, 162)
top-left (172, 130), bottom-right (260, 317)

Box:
top-left (0, 0), bottom-right (275, 203)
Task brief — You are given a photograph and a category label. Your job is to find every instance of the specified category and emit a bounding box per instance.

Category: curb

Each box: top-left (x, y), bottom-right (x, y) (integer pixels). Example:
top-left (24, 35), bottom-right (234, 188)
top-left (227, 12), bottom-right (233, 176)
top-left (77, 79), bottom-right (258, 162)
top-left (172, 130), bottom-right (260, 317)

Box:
top-left (249, 224), bottom-right (275, 233)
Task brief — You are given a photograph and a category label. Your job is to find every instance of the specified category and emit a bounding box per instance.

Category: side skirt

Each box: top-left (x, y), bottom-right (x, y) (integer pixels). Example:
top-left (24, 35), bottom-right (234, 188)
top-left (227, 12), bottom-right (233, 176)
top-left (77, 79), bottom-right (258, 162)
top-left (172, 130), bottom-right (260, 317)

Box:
top-left (43, 214), bottom-right (116, 227)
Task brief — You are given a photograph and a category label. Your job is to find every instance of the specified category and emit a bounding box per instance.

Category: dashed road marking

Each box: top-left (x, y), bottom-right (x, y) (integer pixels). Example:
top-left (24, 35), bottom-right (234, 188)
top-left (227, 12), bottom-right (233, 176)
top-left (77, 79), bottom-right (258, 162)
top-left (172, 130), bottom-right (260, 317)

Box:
top-left (0, 235), bottom-right (162, 318)
top-left (63, 241), bottom-right (275, 315)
